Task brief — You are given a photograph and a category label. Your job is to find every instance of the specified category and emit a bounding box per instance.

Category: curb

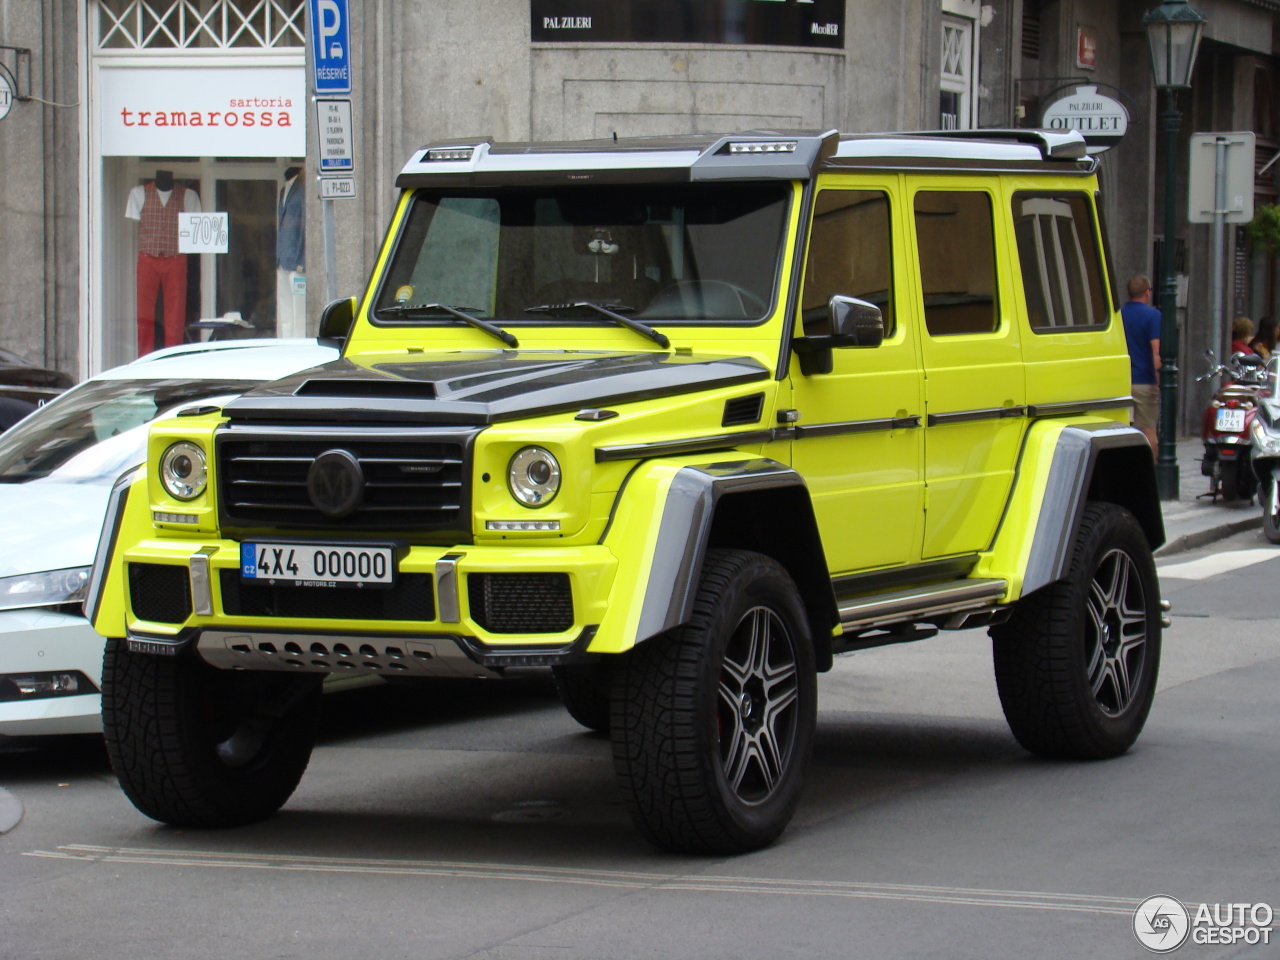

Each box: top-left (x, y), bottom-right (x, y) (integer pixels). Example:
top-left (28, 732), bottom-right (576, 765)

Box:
top-left (0, 786), bottom-right (23, 834)
top-left (1155, 515), bottom-right (1261, 558)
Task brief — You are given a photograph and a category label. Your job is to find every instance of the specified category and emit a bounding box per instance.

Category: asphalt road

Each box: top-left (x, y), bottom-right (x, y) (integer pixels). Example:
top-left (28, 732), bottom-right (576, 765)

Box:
top-left (2, 531), bottom-right (1278, 960)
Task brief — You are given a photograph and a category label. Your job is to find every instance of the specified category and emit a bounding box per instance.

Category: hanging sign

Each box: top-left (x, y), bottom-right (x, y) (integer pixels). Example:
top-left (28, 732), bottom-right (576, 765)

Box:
top-left (0, 68), bottom-right (14, 122)
top-left (1039, 84), bottom-right (1129, 153)
top-left (99, 66), bottom-right (305, 157)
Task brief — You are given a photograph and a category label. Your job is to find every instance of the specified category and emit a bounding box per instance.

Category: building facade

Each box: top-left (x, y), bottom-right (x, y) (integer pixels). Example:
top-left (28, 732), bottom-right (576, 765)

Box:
top-left (1, 0), bottom-right (1278, 432)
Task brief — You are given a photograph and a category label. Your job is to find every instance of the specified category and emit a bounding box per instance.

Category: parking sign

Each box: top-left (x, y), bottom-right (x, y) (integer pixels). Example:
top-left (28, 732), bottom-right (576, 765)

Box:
top-left (309, 0), bottom-right (351, 95)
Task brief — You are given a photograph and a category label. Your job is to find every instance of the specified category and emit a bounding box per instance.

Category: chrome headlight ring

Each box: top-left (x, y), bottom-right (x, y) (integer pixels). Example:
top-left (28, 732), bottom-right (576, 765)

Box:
top-left (507, 446), bottom-right (561, 507)
top-left (159, 441), bottom-right (208, 501)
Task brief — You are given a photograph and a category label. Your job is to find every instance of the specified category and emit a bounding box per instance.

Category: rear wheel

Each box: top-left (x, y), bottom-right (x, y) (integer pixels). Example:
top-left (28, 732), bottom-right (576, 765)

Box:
top-left (1263, 479), bottom-right (1280, 544)
top-left (611, 550), bottom-right (816, 854)
top-left (551, 662), bottom-right (612, 733)
top-left (102, 639), bottom-right (321, 827)
top-left (991, 502), bottom-right (1160, 759)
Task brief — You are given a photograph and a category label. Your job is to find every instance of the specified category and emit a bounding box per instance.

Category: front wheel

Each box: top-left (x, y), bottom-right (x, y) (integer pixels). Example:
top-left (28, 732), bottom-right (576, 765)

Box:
top-left (1262, 478), bottom-right (1280, 544)
top-left (611, 550), bottom-right (816, 854)
top-left (990, 502), bottom-right (1160, 760)
top-left (102, 639), bottom-right (322, 827)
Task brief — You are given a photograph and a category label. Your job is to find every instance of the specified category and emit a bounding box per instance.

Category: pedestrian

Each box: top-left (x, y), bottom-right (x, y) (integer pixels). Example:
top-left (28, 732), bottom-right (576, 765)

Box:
top-left (1248, 315), bottom-right (1277, 360)
top-left (1121, 275), bottom-right (1161, 453)
top-left (1230, 316), bottom-right (1256, 356)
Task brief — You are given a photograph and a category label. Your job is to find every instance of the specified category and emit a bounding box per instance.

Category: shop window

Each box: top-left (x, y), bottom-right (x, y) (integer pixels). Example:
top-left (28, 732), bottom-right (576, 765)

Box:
top-left (914, 191), bottom-right (999, 336)
top-left (801, 190), bottom-right (894, 335)
top-left (1013, 193), bottom-right (1109, 331)
top-left (96, 0), bottom-right (304, 50)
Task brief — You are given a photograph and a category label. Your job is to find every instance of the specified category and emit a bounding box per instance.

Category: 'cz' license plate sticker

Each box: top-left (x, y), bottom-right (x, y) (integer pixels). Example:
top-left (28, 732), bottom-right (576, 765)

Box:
top-left (241, 542), bottom-right (396, 588)
top-left (1215, 408), bottom-right (1247, 434)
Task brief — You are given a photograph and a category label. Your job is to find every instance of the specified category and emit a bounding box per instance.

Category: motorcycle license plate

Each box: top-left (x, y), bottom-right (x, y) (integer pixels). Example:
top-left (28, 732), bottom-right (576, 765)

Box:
top-left (1216, 408), bottom-right (1247, 433)
top-left (240, 542), bottom-right (395, 588)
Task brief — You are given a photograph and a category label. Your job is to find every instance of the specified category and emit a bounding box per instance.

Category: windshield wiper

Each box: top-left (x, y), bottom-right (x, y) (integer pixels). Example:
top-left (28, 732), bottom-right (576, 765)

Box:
top-left (525, 301), bottom-right (670, 349)
top-left (379, 303), bottom-right (518, 348)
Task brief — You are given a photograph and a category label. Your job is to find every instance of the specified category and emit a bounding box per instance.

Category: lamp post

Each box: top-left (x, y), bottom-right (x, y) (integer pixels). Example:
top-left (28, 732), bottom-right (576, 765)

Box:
top-left (1144, 0), bottom-right (1206, 501)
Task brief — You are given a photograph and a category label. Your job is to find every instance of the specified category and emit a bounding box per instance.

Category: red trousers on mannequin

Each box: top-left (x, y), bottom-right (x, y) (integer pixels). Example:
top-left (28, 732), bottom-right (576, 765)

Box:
top-left (137, 253), bottom-right (188, 355)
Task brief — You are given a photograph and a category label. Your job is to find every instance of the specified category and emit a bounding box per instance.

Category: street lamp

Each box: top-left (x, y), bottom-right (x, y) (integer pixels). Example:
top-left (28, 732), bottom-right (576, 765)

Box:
top-left (1144, 0), bottom-right (1206, 501)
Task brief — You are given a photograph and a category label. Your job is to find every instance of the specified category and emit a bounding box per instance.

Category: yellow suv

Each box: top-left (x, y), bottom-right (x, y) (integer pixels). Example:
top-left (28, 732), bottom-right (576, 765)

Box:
top-left (87, 129), bottom-right (1164, 854)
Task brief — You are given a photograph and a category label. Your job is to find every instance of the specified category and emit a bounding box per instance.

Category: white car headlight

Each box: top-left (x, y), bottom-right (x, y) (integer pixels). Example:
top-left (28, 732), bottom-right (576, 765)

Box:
top-left (0, 566), bottom-right (90, 612)
top-left (508, 446), bottom-right (561, 507)
top-left (159, 441), bottom-right (207, 500)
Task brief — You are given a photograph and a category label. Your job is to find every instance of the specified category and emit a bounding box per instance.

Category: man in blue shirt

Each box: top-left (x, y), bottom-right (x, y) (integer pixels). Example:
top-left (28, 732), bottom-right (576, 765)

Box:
top-left (1121, 275), bottom-right (1162, 453)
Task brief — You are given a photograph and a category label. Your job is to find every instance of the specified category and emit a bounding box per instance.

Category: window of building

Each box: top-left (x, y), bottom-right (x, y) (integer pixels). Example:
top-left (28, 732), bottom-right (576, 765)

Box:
top-left (914, 190), bottom-right (999, 336)
top-left (801, 190), bottom-right (894, 335)
top-left (940, 0), bottom-right (981, 129)
top-left (97, 0), bottom-right (304, 50)
top-left (1012, 193), bottom-right (1109, 331)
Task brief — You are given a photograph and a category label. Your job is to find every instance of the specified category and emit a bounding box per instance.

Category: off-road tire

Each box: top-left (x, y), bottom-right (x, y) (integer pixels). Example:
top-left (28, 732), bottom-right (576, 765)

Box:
top-left (611, 549), bottom-right (816, 854)
top-left (102, 638), bottom-right (322, 827)
top-left (552, 662), bottom-right (612, 733)
top-left (991, 502), bottom-right (1160, 760)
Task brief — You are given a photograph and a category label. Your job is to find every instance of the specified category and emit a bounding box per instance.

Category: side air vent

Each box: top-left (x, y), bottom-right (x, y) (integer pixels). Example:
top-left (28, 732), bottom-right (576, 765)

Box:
top-left (721, 392), bottom-right (765, 427)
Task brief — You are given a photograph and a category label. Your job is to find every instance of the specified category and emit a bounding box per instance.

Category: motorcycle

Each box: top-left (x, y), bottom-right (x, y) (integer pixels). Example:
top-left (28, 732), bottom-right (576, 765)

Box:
top-left (1198, 350), bottom-right (1269, 502)
top-left (1247, 355), bottom-right (1280, 542)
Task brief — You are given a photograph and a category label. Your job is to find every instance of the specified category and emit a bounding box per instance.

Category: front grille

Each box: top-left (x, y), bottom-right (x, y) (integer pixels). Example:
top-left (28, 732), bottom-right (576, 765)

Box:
top-left (128, 563), bottom-right (193, 624)
top-left (217, 427), bottom-right (472, 534)
top-left (220, 569), bottom-right (435, 621)
top-left (468, 573), bottom-right (573, 634)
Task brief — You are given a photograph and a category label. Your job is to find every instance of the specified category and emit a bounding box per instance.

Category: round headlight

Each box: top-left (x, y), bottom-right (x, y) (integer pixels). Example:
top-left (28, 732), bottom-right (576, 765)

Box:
top-left (508, 446), bottom-right (560, 507)
top-left (160, 441), bottom-right (207, 501)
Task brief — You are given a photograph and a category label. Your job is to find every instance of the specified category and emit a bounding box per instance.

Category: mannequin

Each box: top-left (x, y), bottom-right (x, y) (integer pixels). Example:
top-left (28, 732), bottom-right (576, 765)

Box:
top-left (276, 166), bottom-right (306, 337)
top-left (126, 169), bottom-right (201, 355)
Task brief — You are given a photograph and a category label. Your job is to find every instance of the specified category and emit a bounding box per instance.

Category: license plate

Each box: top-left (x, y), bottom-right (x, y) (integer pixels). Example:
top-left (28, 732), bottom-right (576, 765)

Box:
top-left (241, 542), bottom-right (395, 588)
top-left (1216, 408), bottom-right (1247, 433)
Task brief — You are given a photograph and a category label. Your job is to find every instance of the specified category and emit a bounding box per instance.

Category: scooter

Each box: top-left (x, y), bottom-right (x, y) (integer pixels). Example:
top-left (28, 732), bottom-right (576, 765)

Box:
top-left (1247, 355), bottom-right (1280, 542)
top-left (1199, 350), bottom-right (1269, 502)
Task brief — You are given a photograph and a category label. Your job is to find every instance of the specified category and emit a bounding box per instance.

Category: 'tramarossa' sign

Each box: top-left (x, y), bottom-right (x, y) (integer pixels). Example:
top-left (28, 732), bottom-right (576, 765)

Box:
top-left (100, 66), bottom-right (305, 157)
top-left (1038, 84), bottom-right (1129, 153)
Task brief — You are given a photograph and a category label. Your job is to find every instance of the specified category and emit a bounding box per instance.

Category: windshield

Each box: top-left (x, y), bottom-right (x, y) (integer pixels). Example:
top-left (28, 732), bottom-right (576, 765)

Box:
top-left (0, 378), bottom-right (256, 484)
top-left (373, 182), bottom-right (791, 325)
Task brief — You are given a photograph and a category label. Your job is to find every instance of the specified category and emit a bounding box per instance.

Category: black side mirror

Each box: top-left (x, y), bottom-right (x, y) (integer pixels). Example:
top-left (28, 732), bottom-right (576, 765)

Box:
top-left (318, 296), bottom-right (357, 345)
top-left (792, 296), bottom-right (885, 375)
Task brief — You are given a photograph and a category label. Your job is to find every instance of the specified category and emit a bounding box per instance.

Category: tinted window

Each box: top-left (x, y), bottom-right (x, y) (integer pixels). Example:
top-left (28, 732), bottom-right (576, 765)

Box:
top-left (914, 191), bottom-right (999, 336)
top-left (1013, 193), bottom-right (1109, 331)
top-left (801, 189), bottom-right (894, 335)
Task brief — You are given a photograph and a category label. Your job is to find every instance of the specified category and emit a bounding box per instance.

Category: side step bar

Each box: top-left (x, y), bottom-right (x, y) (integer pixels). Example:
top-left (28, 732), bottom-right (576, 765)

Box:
top-left (837, 578), bottom-right (1008, 633)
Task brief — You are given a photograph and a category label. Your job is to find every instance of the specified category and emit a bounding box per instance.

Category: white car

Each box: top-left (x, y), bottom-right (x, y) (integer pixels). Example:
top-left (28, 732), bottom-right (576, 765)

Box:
top-left (0, 339), bottom-right (339, 737)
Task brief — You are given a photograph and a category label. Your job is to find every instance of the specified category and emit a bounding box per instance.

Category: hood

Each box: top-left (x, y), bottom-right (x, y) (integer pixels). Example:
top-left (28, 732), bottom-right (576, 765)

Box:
top-left (0, 482), bottom-right (111, 578)
top-left (222, 350), bottom-right (770, 425)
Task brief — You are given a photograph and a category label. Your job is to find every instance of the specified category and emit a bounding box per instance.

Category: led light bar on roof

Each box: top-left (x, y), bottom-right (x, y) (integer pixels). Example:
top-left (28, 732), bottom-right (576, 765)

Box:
top-left (730, 141), bottom-right (798, 154)
top-left (426, 147), bottom-right (476, 162)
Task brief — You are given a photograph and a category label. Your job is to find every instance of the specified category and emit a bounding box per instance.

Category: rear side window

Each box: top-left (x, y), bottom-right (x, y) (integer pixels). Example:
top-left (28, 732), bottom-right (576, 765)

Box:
top-left (802, 189), bottom-right (894, 335)
top-left (1012, 192), bottom-right (1109, 332)
top-left (914, 191), bottom-right (999, 336)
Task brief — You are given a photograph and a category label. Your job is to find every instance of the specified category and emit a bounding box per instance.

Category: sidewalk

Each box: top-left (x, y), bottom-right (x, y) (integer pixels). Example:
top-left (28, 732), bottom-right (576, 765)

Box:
top-left (1156, 437), bottom-right (1261, 557)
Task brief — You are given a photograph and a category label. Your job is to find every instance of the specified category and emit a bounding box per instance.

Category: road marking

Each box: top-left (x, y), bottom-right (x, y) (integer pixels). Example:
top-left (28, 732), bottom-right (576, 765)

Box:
top-left (25, 844), bottom-right (1137, 916)
top-left (1158, 547), bottom-right (1280, 581)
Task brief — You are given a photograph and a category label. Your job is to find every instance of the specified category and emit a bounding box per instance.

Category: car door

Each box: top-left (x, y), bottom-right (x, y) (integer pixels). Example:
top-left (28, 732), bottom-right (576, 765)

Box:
top-left (788, 178), bottom-right (925, 576)
top-left (906, 179), bottom-right (1027, 559)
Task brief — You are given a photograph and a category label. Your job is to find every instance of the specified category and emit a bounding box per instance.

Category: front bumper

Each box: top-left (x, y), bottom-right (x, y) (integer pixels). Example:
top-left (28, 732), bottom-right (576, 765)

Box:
top-left (120, 539), bottom-right (618, 677)
top-left (0, 608), bottom-right (103, 737)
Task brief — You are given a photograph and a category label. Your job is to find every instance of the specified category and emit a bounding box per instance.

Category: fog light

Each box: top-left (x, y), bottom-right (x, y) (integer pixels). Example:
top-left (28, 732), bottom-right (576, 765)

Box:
top-left (0, 671), bottom-right (96, 703)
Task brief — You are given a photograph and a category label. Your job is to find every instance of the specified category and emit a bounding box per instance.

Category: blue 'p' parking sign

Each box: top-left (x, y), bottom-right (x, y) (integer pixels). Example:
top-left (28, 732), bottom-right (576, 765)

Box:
top-left (309, 0), bottom-right (352, 95)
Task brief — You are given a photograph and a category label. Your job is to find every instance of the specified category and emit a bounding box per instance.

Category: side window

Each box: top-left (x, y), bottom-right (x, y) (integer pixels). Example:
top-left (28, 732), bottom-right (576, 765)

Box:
top-left (914, 191), bottom-right (998, 336)
top-left (801, 189), bottom-right (894, 336)
top-left (1012, 193), bottom-right (1109, 331)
